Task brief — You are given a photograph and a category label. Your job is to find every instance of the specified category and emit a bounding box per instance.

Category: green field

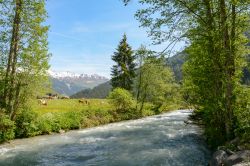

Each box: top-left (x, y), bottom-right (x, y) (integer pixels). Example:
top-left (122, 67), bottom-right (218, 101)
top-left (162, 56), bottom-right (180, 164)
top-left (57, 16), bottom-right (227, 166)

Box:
top-left (11, 98), bottom-right (178, 140)
top-left (33, 99), bottom-right (111, 115)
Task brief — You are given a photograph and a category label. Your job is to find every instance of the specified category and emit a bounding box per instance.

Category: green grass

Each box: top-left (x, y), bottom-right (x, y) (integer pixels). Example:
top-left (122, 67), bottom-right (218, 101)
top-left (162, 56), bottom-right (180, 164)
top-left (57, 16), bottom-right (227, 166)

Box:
top-left (32, 99), bottom-right (111, 115)
top-left (0, 98), bottom-right (182, 142)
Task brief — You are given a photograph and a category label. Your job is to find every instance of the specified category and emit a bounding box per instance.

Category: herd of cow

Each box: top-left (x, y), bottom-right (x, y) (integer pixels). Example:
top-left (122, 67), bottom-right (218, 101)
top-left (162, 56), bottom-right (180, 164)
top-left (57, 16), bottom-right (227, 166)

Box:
top-left (37, 95), bottom-right (90, 106)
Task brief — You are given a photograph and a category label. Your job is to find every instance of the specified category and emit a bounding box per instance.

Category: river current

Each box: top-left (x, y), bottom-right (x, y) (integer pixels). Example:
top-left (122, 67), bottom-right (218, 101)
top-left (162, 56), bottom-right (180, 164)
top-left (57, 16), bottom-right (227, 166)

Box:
top-left (0, 110), bottom-right (211, 166)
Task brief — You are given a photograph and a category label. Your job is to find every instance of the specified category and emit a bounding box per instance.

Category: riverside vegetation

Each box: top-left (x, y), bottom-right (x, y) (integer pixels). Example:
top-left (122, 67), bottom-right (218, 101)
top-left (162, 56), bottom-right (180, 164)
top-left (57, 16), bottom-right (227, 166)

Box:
top-left (1, 91), bottom-right (182, 142)
top-left (123, 0), bottom-right (250, 150)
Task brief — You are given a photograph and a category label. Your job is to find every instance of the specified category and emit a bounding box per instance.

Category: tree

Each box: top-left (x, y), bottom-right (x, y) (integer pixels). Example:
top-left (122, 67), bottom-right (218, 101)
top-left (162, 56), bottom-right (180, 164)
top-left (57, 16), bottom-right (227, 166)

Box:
top-left (111, 34), bottom-right (136, 91)
top-left (123, 0), bottom-right (250, 146)
top-left (0, 0), bottom-right (50, 120)
top-left (134, 47), bottom-right (176, 113)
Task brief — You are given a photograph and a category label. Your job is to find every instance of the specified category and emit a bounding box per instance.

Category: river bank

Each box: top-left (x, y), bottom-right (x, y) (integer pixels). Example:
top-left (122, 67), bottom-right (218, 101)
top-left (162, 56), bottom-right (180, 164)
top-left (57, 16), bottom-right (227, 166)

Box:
top-left (187, 111), bottom-right (250, 166)
top-left (0, 110), bottom-right (211, 166)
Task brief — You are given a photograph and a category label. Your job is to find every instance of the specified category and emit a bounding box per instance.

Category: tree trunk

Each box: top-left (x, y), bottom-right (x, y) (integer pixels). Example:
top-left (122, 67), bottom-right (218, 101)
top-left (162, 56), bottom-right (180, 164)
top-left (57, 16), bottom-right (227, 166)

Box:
top-left (4, 0), bottom-right (22, 116)
top-left (220, 0), bottom-right (235, 140)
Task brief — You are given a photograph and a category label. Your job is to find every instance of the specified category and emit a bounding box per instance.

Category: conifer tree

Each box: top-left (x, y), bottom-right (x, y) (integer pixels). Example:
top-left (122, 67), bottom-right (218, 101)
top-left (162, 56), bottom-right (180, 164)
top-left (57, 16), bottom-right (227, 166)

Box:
top-left (111, 34), bottom-right (136, 91)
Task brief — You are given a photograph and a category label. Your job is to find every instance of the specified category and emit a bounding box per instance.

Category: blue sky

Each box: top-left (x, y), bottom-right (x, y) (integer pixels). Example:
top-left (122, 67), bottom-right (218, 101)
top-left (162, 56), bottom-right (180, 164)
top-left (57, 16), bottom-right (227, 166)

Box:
top-left (46, 0), bottom-right (183, 78)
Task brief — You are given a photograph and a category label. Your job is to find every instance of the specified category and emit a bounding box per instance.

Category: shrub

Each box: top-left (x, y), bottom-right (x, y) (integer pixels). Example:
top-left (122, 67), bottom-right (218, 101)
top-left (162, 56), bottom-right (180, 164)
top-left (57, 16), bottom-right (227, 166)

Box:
top-left (141, 102), bottom-right (155, 117)
top-left (108, 88), bottom-right (135, 113)
top-left (36, 113), bottom-right (55, 134)
top-left (0, 114), bottom-right (15, 142)
top-left (58, 111), bottom-right (83, 130)
top-left (235, 87), bottom-right (250, 142)
top-left (15, 109), bottom-right (39, 138)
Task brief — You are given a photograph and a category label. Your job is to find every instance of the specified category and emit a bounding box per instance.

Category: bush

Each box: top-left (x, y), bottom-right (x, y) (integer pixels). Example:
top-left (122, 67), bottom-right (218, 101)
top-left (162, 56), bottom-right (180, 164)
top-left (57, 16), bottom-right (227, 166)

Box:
top-left (55, 111), bottom-right (83, 130)
top-left (235, 87), bottom-right (250, 142)
top-left (15, 109), bottom-right (39, 138)
top-left (36, 113), bottom-right (55, 134)
top-left (108, 88), bottom-right (135, 113)
top-left (0, 114), bottom-right (15, 142)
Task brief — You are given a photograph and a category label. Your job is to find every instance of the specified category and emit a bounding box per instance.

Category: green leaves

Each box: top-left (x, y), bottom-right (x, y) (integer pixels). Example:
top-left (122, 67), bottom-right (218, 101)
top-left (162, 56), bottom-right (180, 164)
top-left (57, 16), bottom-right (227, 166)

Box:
top-left (0, 0), bottom-right (49, 142)
top-left (124, 0), bottom-right (250, 146)
top-left (108, 88), bottom-right (135, 113)
top-left (134, 46), bottom-right (177, 112)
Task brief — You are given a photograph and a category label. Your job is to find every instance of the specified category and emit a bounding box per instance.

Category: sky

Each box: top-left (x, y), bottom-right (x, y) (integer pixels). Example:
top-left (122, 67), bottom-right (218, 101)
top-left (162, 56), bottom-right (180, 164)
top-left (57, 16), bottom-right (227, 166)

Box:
top-left (46, 0), bottom-right (183, 78)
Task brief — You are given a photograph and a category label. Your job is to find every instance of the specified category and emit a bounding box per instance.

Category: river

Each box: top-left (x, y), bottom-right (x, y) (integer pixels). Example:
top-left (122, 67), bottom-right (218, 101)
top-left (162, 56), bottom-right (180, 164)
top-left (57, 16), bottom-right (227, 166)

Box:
top-left (0, 110), bottom-right (211, 166)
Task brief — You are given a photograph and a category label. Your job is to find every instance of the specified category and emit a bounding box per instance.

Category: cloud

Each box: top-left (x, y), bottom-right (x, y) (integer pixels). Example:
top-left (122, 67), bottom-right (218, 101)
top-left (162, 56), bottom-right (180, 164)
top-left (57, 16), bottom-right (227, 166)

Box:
top-left (50, 31), bottom-right (87, 43)
top-left (71, 22), bottom-right (132, 34)
top-left (71, 23), bottom-right (91, 33)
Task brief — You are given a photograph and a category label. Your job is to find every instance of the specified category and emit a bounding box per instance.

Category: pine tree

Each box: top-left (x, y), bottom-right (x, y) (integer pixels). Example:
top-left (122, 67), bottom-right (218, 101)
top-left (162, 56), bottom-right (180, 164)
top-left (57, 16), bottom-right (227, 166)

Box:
top-left (111, 34), bottom-right (136, 91)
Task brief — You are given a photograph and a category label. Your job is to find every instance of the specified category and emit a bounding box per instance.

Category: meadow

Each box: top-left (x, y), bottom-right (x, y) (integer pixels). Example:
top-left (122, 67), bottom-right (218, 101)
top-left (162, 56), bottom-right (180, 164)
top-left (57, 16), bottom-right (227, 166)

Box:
top-left (33, 99), bottom-right (111, 115)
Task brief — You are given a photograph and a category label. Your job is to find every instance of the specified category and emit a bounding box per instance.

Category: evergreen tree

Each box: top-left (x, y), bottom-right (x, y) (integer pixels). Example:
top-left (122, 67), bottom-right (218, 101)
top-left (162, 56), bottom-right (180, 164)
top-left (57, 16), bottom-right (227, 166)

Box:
top-left (111, 34), bottom-right (136, 91)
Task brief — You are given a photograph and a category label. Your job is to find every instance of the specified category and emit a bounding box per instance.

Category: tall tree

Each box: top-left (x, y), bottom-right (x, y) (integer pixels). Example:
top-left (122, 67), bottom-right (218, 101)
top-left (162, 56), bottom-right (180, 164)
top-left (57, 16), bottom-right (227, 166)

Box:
top-left (111, 34), bottom-right (136, 91)
top-left (134, 53), bottom-right (176, 113)
top-left (123, 0), bottom-right (250, 145)
top-left (0, 0), bottom-right (50, 120)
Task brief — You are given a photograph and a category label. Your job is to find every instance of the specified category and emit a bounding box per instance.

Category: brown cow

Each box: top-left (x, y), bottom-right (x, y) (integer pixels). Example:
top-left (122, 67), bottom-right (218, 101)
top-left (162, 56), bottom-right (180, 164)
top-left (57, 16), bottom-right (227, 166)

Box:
top-left (78, 98), bottom-right (90, 105)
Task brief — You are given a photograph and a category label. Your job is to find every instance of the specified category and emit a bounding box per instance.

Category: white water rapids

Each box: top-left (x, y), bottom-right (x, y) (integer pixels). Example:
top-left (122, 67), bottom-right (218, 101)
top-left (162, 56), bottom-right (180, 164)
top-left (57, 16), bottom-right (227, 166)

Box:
top-left (0, 110), bottom-right (211, 166)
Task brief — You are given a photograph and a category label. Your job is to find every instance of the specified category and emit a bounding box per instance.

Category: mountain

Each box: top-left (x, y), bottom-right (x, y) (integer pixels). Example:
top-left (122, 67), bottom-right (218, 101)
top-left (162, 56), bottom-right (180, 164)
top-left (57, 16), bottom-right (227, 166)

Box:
top-left (167, 50), bottom-right (250, 85)
top-left (166, 52), bottom-right (187, 82)
top-left (49, 70), bottom-right (109, 96)
top-left (71, 81), bottom-right (112, 99)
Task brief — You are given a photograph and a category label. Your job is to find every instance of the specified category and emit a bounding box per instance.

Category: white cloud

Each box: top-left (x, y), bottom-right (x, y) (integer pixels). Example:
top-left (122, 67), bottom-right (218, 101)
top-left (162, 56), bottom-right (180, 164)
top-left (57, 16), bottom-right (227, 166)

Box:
top-left (50, 31), bottom-right (87, 43)
top-left (71, 22), bottom-right (133, 34)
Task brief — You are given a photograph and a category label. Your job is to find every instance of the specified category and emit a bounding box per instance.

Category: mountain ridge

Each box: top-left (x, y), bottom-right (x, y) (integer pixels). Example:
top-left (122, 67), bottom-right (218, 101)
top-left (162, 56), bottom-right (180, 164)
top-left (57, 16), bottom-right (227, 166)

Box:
top-left (49, 70), bottom-right (109, 96)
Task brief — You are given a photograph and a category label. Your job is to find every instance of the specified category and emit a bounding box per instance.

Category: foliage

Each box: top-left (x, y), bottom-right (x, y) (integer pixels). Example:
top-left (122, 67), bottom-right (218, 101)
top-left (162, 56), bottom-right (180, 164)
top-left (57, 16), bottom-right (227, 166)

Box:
top-left (124, 0), bottom-right (250, 148)
top-left (235, 87), bottom-right (250, 142)
top-left (111, 34), bottom-right (136, 91)
top-left (0, 0), bottom-right (50, 120)
top-left (0, 114), bottom-right (15, 143)
top-left (15, 108), bottom-right (39, 138)
top-left (108, 88), bottom-right (135, 114)
top-left (134, 46), bottom-right (179, 113)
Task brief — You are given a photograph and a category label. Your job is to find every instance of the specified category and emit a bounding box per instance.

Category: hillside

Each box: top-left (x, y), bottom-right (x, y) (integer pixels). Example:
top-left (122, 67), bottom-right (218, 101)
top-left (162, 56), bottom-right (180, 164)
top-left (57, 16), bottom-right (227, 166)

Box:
top-left (50, 77), bottom-right (88, 96)
top-left (167, 51), bottom-right (250, 85)
top-left (166, 52), bottom-right (186, 82)
top-left (71, 81), bottom-right (112, 99)
top-left (49, 71), bottom-right (109, 96)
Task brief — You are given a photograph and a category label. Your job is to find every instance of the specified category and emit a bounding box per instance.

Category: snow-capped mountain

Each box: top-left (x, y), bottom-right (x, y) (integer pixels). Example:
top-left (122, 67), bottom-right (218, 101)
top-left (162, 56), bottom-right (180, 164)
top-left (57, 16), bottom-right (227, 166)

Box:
top-left (48, 70), bottom-right (109, 96)
top-left (48, 70), bottom-right (107, 80)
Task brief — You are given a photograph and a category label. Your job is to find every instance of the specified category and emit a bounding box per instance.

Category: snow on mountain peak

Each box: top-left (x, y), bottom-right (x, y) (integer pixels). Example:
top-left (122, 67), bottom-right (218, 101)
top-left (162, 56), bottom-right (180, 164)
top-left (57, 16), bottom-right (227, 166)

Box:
top-left (48, 70), bottom-right (107, 80)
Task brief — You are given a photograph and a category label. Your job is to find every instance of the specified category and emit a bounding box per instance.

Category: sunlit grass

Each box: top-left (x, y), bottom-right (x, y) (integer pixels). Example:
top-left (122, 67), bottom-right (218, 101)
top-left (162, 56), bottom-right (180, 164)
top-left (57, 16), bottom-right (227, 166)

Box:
top-left (32, 99), bottom-right (111, 115)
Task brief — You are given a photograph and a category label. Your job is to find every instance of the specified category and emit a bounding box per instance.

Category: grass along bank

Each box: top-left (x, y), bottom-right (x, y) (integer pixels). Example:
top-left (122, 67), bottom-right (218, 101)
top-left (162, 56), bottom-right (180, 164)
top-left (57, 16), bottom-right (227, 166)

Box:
top-left (1, 96), bottom-right (182, 143)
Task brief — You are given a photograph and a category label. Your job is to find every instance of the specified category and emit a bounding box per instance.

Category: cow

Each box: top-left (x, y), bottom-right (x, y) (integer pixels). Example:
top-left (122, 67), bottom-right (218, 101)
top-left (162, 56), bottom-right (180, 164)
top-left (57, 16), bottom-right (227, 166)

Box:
top-left (38, 99), bottom-right (47, 106)
top-left (78, 98), bottom-right (90, 105)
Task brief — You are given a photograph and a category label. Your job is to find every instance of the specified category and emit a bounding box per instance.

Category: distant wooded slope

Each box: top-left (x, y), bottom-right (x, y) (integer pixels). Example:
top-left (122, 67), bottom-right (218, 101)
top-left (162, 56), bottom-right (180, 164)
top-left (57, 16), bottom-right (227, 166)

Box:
top-left (71, 81), bottom-right (112, 99)
top-left (167, 51), bottom-right (250, 85)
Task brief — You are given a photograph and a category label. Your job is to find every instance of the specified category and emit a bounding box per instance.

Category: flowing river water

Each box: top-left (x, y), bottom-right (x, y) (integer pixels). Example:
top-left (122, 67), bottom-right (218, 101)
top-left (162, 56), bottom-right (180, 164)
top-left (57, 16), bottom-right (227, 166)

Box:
top-left (0, 110), bottom-right (211, 166)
